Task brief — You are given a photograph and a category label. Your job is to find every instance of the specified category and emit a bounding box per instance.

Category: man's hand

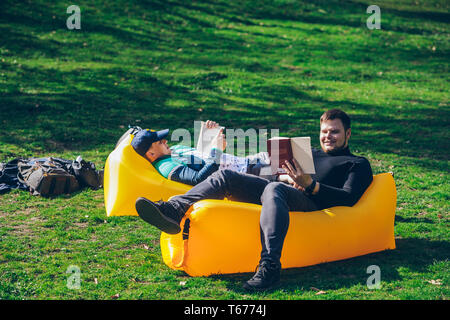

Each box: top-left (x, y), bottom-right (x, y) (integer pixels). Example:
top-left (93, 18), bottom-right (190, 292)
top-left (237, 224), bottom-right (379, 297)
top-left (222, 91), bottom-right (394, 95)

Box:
top-left (207, 120), bottom-right (226, 151)
top-left (205, 120), bottom-right (220, 129)
top-left (211, 128), bottom-right (227, 151)
top-left (282, 158), bottom-right (313, 189)
top-left (278, 174), bottom-right (293, 184)
top-left (279, 174), bottom-right (306, 191)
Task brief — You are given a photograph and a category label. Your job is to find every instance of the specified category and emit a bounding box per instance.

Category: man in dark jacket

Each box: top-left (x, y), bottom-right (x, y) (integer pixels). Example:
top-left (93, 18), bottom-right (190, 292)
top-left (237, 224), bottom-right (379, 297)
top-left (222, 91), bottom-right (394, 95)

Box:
top-left (135, 109), bottom-right (373, 291)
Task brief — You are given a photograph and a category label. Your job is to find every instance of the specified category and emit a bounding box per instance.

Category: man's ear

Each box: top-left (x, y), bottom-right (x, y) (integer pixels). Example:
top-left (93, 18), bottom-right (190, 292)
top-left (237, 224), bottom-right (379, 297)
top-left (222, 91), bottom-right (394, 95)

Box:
top-left (144, 148), bottom-right (155, 162)
top-left (346, 128), bottom-right (351, 140)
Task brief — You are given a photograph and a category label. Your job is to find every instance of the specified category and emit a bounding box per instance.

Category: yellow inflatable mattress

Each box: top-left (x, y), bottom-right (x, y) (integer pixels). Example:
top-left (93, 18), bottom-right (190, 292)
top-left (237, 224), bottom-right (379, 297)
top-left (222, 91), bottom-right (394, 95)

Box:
top-left (161, 173), bottom-right (396, 276)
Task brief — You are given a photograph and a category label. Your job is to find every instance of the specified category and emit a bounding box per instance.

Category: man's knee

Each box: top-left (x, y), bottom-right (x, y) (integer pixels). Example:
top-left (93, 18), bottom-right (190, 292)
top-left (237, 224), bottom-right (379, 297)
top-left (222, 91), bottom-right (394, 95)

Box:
top-left (209, 169), bottom-right (245, 187)
top-left (260, 182), bottom-right (288, 203)
top-left (211, 168), bottom-right (237, 180)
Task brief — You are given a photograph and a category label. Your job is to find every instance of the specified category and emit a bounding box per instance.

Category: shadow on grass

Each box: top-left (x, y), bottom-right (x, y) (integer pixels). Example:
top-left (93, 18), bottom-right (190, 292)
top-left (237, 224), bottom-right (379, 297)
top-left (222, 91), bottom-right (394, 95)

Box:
top-left (1, 61), bottom-right (448, 167)
top-left (178, 0), bottom-right (450, 35)
top-left (395, 215), bottom-right (435, 224)
top-left (214, 238), bottom-right (450, 294)
top-left (1, 0), bottom-right (448, 168)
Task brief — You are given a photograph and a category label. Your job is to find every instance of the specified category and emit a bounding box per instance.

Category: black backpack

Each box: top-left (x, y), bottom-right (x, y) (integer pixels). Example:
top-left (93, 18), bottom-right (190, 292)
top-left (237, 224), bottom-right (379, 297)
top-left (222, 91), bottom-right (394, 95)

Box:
top-left (17, 157), bottom-right (80, 197)
top-left (16, 157), bottom-right (103, 197)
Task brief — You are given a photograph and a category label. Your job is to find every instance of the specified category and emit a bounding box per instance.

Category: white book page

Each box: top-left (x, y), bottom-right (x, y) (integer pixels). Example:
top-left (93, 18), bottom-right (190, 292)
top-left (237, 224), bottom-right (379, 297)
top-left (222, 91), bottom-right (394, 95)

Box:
top-left (196, 121), bottom-right (223, 155)
top-left (290, 137), bottom-right (316, 174)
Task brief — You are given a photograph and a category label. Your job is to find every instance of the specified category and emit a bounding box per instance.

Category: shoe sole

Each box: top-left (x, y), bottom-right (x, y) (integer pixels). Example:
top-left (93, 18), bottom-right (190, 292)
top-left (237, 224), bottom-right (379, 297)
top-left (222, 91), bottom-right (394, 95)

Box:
top-left (242, 279), bottom-right (280, 292)
top-left (135, 197), bottom-right (181, 235)
top-left (242, 282), bottom-right (280, 292)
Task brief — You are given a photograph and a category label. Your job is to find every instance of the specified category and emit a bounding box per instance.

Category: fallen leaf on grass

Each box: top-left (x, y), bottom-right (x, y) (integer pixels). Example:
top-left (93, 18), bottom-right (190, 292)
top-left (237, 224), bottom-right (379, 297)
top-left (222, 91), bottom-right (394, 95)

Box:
top-left (310, 287), bottom-right (326, 294)
top-left (315, 290), bottom-right (327, 295)
top-left (427, 279), bottom-right (442, 286)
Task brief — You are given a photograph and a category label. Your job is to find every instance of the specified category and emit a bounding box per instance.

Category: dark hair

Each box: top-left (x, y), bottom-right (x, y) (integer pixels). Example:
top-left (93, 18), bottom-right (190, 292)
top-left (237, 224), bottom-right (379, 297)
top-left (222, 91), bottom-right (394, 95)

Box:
top-left (320, 109), bottom-right (351, 131)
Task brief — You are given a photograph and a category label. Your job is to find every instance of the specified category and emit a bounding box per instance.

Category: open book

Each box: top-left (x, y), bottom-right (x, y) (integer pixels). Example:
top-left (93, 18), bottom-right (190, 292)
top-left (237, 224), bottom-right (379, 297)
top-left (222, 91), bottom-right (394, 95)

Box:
top-left (267, 137), bottom-right (315, 175)
top-left (196, 121), bottom-right (224, 155)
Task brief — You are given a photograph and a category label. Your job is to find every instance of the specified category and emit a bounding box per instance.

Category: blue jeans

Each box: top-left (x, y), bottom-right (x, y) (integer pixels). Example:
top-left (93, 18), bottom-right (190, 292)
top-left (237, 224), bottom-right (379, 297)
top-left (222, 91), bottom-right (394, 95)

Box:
top-left (169, 169), bottom-right (318, 264)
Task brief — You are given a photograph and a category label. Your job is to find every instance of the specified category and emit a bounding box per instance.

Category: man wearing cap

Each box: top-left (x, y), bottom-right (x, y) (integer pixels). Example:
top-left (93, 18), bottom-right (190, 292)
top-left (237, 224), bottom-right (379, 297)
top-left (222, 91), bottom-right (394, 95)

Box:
top-left (134, 109), bottom-right (374, 291)
top-left (131, 121), bottom-right (269, 186)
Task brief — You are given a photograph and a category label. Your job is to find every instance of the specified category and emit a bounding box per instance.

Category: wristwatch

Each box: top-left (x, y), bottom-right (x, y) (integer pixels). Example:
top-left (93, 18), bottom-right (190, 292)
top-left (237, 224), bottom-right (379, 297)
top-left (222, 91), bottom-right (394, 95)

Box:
top-left (304, 179), bottom-right (317, 195)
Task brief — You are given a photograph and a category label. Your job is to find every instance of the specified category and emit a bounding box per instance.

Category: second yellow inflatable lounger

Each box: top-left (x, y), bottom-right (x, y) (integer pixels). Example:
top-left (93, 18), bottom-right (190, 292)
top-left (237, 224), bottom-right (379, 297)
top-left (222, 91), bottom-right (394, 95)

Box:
top-left (104, 133), bottom-right (396, 276)
top-left (104, 134), bottom-right (192, 216)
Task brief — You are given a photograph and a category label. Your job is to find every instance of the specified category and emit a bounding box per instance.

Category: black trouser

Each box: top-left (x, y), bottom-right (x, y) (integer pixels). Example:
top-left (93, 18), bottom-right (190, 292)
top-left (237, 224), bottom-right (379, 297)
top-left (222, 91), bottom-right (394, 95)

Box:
top-left (169, 169), bottom-right (318, 264)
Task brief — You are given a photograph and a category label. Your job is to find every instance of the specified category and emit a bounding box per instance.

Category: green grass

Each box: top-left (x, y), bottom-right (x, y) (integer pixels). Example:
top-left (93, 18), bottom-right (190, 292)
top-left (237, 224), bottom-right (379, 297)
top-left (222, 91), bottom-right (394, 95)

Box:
top-left (0, 0), bottom-right (449, 300)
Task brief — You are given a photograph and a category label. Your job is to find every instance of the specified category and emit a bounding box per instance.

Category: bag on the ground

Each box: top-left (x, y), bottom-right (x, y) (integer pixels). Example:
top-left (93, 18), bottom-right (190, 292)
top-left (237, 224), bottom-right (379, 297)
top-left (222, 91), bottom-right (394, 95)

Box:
top-left (17, 157), bottom-right (80, 197)
top-left (0, 159), bottom-right (29, 194)
top-left (71, 156), bottom-right (103, 190)
top-left (2, 156), bottom-right (103, 197)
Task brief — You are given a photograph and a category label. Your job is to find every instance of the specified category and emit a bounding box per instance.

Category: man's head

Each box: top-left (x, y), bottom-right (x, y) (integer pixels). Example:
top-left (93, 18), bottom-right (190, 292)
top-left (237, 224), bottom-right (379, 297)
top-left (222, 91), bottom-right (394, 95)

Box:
top-left (319, 109), bottom-right (351, 154)
top-left (131, 129), bottom-right (171, 162)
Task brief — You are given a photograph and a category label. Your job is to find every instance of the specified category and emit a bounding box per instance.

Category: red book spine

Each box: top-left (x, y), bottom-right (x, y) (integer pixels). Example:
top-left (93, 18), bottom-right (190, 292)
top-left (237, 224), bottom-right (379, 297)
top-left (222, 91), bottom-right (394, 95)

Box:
top-left (267, 139), bottom-right (293, 174)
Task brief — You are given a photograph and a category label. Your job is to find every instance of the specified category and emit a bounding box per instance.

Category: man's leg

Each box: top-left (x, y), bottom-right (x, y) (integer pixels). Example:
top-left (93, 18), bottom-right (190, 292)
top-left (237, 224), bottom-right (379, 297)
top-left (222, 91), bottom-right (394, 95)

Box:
top-left (259, 181), bottom-right (318, 263)
top-left (243, 181), bottom-right (318, 291)
top-left (136, 169), bottom-right (270, 234)
top-left (169, 169), bottom-right (269, 214)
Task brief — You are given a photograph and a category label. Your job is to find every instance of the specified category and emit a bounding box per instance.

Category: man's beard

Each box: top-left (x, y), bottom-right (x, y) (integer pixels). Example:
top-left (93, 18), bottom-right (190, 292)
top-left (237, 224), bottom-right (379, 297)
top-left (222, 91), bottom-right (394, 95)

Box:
top-left (324, 139), bottom-right (349, 155)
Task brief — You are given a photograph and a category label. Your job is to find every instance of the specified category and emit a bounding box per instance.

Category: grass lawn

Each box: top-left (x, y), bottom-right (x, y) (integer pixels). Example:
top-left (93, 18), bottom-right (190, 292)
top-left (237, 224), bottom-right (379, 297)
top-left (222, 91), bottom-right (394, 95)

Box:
top-left (0, 0), bottom-right (449, 300)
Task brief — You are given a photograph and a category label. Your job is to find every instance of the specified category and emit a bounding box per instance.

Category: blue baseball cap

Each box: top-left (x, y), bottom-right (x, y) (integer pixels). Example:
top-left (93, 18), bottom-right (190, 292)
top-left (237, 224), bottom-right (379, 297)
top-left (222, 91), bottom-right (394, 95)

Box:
top-left (131, 129), bottom-right (169, 156)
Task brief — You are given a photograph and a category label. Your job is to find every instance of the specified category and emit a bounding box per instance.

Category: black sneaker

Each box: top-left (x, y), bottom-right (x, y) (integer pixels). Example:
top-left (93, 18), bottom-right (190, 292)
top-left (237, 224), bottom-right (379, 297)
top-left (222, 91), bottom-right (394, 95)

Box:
top-left (135, 197), bottom-right (183, 234)
top-left (243, 260), bottom-right (281, 291)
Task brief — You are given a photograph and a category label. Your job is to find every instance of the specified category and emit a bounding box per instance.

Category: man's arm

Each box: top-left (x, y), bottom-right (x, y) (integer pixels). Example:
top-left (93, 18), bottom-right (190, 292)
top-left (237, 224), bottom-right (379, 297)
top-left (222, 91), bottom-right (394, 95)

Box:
top-left (311, 159), bottom-right (373, 207)
top-left (170, 162), bottom-right (218, 186)
top-left (169, 148), bottom-right (223, 186)
top-left (283, 157), bottom-right (373, 208)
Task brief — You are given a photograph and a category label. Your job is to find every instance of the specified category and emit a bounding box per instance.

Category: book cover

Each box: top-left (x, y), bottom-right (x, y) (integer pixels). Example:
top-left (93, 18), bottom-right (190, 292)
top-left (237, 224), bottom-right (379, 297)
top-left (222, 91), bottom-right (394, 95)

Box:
top-left (267, 137), bottom-right (315, 175)
top-left (267, 137), bottom-right (292, 175)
